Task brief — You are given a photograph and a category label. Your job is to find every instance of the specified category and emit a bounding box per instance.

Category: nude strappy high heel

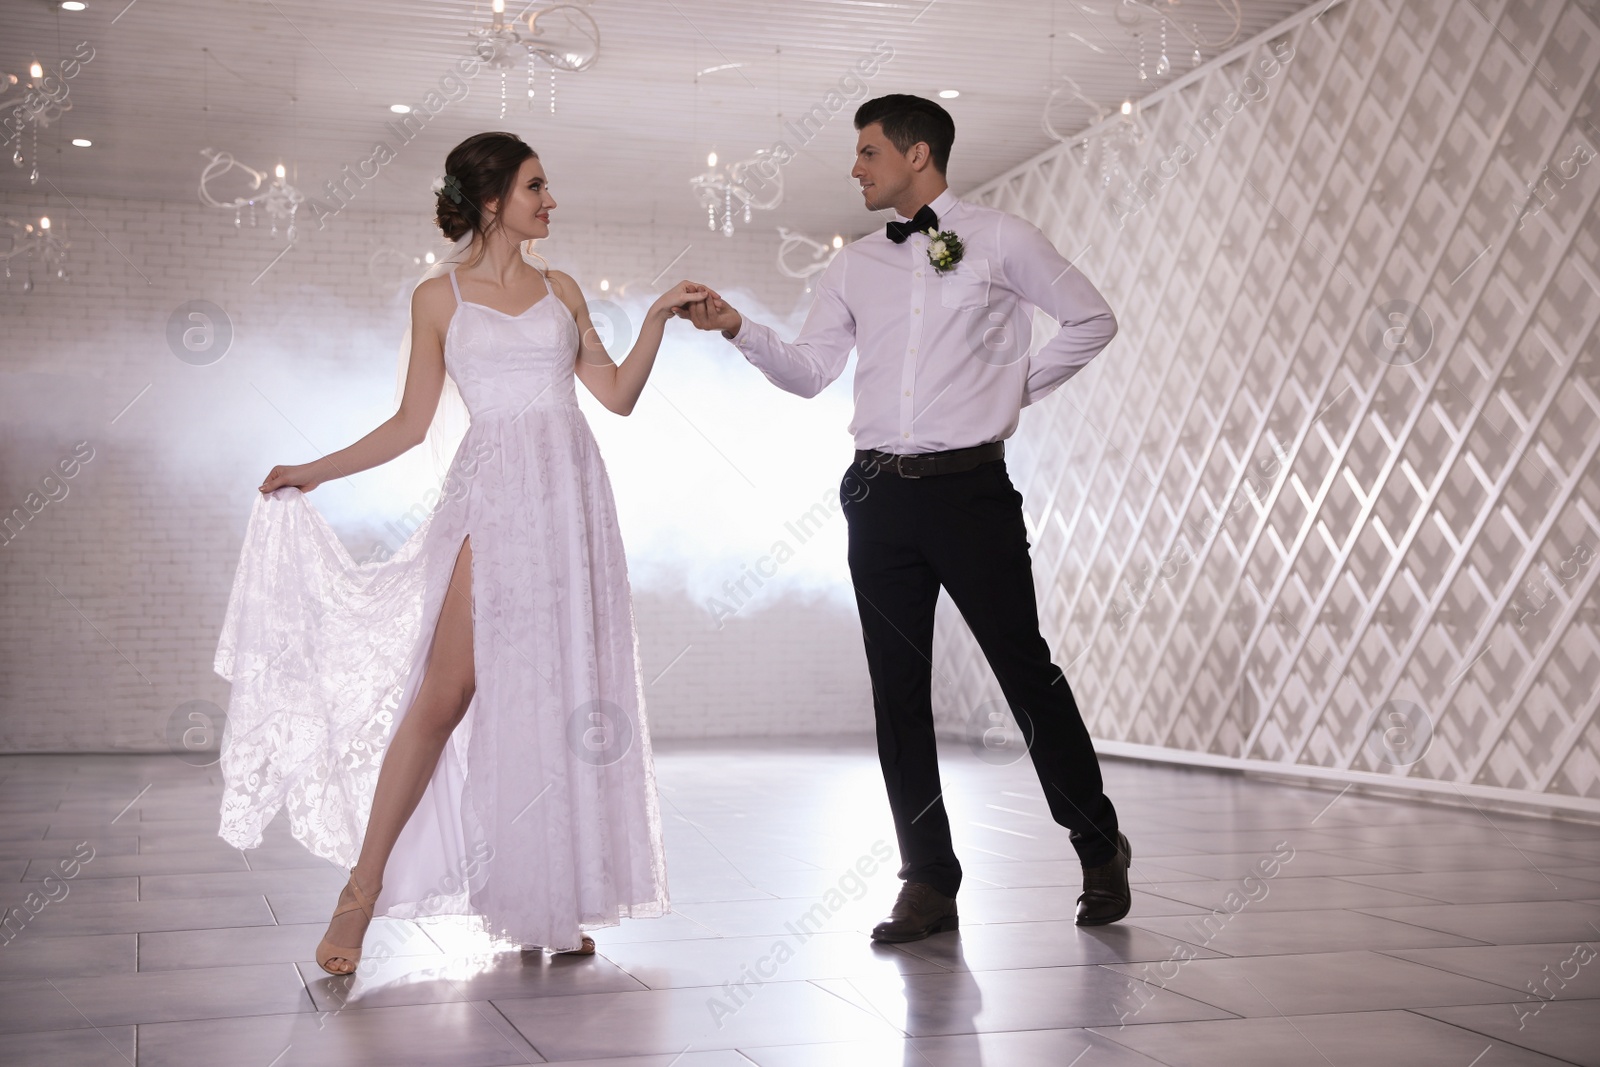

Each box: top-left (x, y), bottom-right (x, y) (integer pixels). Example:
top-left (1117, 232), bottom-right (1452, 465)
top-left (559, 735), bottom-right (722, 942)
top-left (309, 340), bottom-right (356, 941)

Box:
top-left (316, 868), bottom-right (381, 975)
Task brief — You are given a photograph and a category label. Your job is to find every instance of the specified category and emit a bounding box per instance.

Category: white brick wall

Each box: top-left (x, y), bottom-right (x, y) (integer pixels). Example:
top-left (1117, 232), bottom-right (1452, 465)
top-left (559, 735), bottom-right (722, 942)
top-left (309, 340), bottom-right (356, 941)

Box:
top-left (0, 192), bottom-right (876, 751)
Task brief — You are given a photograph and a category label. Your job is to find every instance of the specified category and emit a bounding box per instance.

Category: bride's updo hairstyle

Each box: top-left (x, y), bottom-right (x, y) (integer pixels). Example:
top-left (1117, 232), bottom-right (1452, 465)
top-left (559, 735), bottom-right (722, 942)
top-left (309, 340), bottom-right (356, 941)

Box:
top-left (434, 131), bottom-right (538, 269)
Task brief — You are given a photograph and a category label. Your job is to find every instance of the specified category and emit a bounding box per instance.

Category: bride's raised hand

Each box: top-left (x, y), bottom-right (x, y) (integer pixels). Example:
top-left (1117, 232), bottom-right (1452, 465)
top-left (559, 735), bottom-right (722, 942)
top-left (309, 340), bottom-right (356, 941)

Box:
top-left (649, 280), bottom-right (711, 320)
top-left (259, 462), bottom-right (324, 495)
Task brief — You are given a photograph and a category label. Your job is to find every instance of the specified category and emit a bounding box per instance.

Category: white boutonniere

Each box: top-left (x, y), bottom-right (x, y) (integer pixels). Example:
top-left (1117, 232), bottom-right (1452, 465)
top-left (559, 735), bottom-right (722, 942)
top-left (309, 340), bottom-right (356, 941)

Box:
top-left (924, 228), bottom-right (964, 273)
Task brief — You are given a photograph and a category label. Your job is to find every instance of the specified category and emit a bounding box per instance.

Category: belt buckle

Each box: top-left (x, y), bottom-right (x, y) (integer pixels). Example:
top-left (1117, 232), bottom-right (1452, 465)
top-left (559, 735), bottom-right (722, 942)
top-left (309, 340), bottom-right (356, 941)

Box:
top-left (895, 454), bottom-right (923, 479)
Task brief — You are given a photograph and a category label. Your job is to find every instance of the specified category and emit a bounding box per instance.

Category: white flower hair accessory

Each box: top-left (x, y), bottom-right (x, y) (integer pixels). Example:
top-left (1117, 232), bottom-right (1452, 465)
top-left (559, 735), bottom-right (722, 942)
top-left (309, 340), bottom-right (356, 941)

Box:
top-left (432, 173), bottom-right (465, 205)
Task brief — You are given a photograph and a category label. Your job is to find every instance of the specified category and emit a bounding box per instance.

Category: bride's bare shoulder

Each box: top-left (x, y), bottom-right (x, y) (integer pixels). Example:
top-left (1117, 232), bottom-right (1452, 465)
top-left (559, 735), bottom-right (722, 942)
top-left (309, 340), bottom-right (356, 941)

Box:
top-left (544, 268), bottom-right (585, 309)
top-left (412, 273), bottom-right (459, 309)
top-left (413, 273), bottom-right (457, 303)
top-left (410, 274), bottom-right (458, 338)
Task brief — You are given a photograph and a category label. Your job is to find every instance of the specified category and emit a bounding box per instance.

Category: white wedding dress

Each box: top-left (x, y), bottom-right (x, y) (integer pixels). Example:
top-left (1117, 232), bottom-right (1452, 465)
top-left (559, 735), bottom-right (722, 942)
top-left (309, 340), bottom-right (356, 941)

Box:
top-left (214, 265), bottom-right (668, 951)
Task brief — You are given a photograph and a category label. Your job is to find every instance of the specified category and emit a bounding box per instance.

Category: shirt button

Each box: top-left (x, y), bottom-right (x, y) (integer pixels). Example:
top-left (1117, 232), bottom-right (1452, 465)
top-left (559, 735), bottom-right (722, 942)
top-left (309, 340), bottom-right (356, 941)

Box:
top-left (915, 271), bottom-right (923, 277)
top-left (913, 308), bottom-right (921, 314)
top-left (910, 347), bottom-right (917, 354)
top-left (904, 390), bottom-right (911, 396)
top-left (903, 432), bottom-right (910, 438)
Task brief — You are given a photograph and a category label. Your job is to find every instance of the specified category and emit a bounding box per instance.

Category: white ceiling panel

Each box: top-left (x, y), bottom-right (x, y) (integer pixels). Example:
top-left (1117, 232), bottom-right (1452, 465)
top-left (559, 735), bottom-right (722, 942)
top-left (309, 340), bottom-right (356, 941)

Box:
top-left (2, 0), bottom-right (1315, 234)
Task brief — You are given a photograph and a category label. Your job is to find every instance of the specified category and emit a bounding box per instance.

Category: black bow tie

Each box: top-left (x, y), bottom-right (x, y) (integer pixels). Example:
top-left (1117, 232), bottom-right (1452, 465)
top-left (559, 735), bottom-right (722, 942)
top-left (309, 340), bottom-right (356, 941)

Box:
top-left (886, 203), bottom-right (938, 244)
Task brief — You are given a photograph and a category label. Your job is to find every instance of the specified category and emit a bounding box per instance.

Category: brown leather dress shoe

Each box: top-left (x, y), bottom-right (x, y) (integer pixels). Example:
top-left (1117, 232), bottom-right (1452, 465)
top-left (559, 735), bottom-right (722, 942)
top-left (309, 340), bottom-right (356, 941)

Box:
top-left (870, 881), bottom-right (959, 942)
top-left (1075, 831), bottom-right (1132, 926)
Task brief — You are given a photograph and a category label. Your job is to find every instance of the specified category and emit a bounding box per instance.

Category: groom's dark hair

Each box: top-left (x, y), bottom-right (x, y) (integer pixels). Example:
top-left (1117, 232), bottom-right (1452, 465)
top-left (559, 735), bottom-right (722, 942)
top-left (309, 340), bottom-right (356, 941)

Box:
top-left (854, 94), bottom-right (955, 174)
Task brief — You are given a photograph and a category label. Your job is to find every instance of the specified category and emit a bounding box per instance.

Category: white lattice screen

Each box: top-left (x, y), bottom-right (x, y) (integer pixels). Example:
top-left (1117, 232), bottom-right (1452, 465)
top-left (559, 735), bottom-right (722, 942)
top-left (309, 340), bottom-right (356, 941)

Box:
top-left (933, 0), bottom-right (1600, 813)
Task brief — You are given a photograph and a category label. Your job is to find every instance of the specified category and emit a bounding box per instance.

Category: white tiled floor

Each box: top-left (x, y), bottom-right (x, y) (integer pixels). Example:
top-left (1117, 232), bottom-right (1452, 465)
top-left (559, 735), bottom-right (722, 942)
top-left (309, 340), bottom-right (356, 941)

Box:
top-left (1, 739), bottom-right (1597, 1066)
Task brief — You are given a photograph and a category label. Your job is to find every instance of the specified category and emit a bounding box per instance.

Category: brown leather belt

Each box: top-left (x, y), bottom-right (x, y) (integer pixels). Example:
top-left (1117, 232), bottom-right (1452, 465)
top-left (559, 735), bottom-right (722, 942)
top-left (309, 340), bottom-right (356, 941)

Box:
top-left (854, 441), bottom-right (1004, 479)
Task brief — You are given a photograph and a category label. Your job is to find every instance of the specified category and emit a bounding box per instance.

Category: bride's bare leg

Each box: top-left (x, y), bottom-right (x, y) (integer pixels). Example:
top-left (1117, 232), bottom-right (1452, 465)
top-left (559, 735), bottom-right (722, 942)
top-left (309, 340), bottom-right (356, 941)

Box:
top-left (320, 535), bottom-right (476, 974)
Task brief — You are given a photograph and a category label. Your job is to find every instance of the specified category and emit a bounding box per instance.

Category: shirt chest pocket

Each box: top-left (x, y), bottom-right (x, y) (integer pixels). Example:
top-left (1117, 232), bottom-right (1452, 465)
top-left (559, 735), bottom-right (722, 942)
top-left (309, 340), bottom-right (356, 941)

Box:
top-left (938, 256), bottom-right (990, 310)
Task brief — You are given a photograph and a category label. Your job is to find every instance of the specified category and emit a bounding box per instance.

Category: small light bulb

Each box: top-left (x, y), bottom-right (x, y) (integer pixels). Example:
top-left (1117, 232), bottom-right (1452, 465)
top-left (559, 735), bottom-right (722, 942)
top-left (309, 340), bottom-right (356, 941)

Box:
top-left (492, 0), bottom-right (504, 12)
top-left (1121, 100), bottom-right (1133, 116)
top-left (39, 217), bottom-right (51, 229)
top-left (275, 163), bottom-right (286, 179)
top-left (938, 89), bottom-right (959, 99)
top-left (30, 62), bottom-right (44, 79)
top-left (390, 103), bottom-right (411, 114)
top-left (831, 235), bottom-right (843, 249)
top-left (707, 151), bottom-right (717, 167)
top-left (425, 252), bottom-right (436, 264)
top-left (600, 279), bottom-right (610, 291)
top-left (71, 138), bottom-right (91, 147)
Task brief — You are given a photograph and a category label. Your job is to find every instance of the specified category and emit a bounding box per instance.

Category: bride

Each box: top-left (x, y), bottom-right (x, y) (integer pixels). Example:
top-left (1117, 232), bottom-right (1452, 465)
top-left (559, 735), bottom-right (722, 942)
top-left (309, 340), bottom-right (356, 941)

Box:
top-left (214, 131), bottom-right (707, 973)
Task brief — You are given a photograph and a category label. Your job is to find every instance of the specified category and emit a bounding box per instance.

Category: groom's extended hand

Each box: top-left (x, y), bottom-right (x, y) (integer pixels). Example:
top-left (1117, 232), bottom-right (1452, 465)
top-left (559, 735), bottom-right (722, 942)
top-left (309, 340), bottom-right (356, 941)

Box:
top-left (675, 283), bottom-right (743, 339)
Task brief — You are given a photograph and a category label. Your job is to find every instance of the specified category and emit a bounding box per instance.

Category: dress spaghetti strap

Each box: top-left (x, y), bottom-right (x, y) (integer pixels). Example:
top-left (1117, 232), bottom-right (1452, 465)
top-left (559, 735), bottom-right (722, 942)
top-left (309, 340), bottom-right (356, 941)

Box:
top-left (448, 269), bottom-right (462, 305)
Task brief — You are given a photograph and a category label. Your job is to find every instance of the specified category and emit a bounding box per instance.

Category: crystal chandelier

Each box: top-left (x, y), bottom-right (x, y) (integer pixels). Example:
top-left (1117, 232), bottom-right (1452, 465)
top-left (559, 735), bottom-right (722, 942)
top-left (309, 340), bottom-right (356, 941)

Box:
top-left (469, 0), bottom-right (600, 119)
top-left (1112, 0), bottom-right (1245, 81)
top-left (1, 213), bottom-right (71, 290)
top-left (775, 227), bottom-right (843, 291)
top-left (1043, 74), bottom-right (1148, 192)
top-left (1062, 0), bottom-right (1244, 81)
top-left (197, 147), bottom-right (307, 243)
top-left (1044, 0), bottom-right (1247, 193)
top-left (1076, 109), bottom-right (1148, 194)
top-left (690, 149), bottom-right (784, 237)
top-left (4, 61), bottom-right (70, 187)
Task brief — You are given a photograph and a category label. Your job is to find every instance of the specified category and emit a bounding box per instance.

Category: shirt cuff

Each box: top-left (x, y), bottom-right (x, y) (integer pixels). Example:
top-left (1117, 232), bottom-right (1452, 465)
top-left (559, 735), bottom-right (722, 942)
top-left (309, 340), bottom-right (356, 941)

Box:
top-left (726, 319), bottom-right (760, 353)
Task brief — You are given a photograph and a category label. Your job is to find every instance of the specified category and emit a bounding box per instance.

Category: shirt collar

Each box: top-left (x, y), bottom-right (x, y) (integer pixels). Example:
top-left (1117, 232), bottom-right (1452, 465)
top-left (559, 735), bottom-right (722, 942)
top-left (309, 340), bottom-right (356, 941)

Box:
top-left (890, 187), bottom-right (959, 224)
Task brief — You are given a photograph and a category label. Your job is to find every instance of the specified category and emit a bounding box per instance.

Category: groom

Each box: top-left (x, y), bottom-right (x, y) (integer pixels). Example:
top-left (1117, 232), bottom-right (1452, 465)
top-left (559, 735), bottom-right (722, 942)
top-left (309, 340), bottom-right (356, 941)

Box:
top-left (682, 93), bottom-right (1131, 940)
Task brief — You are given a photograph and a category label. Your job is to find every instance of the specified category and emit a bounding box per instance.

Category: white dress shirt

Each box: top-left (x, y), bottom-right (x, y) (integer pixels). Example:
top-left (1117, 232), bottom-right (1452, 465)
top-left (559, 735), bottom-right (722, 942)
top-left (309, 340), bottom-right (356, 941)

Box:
top-left (728, 187), bottom-right (1118, 454)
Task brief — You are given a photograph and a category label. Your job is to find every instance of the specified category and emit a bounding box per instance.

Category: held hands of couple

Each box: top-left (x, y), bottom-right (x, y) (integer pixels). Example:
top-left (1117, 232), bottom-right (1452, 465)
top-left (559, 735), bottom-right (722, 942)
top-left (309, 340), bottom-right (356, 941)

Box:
top-left (650, 279), bottom-right (713, 321)
top-left (672, 282), bottom-right (742, 338)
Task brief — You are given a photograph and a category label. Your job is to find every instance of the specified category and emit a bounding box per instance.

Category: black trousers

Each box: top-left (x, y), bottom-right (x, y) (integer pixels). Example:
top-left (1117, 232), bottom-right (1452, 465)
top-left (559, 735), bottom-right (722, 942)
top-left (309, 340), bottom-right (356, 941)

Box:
top-left (840, 456), bottom-right (1119, 898)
